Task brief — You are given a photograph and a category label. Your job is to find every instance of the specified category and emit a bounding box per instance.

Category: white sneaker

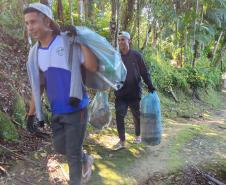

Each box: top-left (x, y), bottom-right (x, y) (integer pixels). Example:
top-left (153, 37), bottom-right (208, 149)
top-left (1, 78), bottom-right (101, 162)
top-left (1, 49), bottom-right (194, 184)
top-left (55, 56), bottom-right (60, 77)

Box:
top-left (113, 141), bottom-right (126, 151)
top-left (133, 136), bottom-right (142, 144)
top-left (82, 155), bottom-right (94, 183)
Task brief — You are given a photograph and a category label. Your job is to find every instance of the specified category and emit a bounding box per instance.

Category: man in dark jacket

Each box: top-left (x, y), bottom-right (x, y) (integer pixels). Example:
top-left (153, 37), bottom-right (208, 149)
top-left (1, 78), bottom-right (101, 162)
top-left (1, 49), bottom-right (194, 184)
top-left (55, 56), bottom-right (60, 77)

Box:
top-left (114, 31), bottom-right (155, 150)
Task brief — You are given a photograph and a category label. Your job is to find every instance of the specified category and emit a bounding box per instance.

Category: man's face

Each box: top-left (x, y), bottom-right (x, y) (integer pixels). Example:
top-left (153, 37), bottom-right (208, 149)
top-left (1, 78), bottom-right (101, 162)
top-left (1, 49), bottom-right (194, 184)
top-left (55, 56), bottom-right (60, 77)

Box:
top-left (118, 36), bottom-right (130, 51)
top-left (24, 12), bottom-right (50, 40)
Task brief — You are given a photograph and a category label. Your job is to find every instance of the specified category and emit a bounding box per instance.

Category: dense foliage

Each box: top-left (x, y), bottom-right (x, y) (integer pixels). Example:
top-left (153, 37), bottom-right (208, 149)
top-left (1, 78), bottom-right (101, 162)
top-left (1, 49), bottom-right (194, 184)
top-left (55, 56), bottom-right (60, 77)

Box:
top-left (0, 0), bottom-right (225, 106)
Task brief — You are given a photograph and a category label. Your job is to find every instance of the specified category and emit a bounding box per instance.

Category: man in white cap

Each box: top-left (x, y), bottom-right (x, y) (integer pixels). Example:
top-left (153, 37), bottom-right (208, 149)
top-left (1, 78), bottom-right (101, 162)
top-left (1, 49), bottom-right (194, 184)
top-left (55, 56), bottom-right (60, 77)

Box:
top-left (24, 2), bottom-right (96, 185)
top-left (114, 31), bottom-right (155, 150)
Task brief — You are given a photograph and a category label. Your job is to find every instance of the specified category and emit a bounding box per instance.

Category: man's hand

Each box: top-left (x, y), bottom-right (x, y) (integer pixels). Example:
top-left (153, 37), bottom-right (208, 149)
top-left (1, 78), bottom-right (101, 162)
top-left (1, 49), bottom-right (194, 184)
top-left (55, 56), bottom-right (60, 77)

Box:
top-left (26, 115), bottom-right (37, 133)
top-left (69, 97), bottom-right (81, 106)
top-left (60, 25), bottom-right (77, 36)
top-left (148, 86), bottom-right (156, 93)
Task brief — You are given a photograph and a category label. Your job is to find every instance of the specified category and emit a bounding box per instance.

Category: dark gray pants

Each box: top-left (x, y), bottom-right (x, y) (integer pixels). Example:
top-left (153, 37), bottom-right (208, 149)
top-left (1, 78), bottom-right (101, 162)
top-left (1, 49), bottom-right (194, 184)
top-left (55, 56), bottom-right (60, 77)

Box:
top-left (51, 108), bottom-right (88, 185)
top-left (115, 99), bottom-right (140, 142)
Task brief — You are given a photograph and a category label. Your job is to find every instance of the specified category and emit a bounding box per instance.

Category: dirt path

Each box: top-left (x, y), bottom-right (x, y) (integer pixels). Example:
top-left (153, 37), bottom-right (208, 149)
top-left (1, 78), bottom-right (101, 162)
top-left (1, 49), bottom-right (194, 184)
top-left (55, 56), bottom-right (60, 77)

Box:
top-left (130, 117), bottom-right (226, 184)
top-left (130, 90), bottom-right (226, 185)
top-left (1, 91), bottom-right (226, 185)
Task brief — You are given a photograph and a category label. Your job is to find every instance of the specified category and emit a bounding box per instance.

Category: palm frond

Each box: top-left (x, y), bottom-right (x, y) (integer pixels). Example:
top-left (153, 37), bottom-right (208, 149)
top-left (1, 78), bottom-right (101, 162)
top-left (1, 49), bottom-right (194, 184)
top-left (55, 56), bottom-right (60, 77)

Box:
top-left (194, 33), bottom-right (212, 45)
top-left (198, 23), bottom-right (216, 36)
top-left (207, 0), bottom-right (226, 8)
top-left (206, 8), bottom-right (226, 28)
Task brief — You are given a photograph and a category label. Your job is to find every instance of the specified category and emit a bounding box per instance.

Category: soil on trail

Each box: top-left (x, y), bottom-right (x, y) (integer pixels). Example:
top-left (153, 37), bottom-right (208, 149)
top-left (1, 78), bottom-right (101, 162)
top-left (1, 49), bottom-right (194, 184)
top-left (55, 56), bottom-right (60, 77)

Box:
top-left (132, 90), bottom-right (226, 185)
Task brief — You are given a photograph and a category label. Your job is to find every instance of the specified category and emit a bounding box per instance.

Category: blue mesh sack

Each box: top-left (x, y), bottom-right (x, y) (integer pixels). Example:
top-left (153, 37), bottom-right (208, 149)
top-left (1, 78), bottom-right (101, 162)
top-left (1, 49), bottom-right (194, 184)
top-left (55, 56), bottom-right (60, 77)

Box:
top-left (89, 91), bottom-right (112, 129)
top-left (140, 92), bottom-right (162, 145)
top-left (75, 26), bottom-right (127, 90)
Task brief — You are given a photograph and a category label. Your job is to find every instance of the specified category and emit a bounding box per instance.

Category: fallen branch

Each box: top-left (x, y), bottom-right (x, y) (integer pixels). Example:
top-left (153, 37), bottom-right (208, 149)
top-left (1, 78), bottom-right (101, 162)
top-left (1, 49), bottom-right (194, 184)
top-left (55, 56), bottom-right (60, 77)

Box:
top-left (11, 119), bottom-right (22, 127)
top-left (217, 125), bottom-right (226, 130)
top-left (192, 165), bottom-right (226, 185)
top-left (204, 174), bottom-right (226, 185)
top-left (169, 87), bottom-right (178, 102)
top-left (0, 166), bottom-right (8, 176)
top-left (0, 144), bottom-right (39, 166)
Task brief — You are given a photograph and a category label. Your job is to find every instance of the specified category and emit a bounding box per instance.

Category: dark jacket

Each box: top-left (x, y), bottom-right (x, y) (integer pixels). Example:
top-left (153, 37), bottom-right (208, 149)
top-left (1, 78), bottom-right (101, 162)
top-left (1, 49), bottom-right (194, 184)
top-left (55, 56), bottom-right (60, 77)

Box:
top-left (115, 49), bottom-right (154, 100)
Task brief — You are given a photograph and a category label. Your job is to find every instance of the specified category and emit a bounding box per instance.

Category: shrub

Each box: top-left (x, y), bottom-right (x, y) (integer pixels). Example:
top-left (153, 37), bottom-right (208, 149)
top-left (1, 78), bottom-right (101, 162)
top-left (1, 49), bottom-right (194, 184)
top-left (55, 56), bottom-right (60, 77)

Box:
top-left (0, 111), bottom-right (18, 141)
top-left (180, 66), bottom-right (206, 89)
top-left (144, 50), bottom-right (188, 93)
top-left (144, 49), bottom-right (222, 92)
top-left (12, 94), bottom-right (26, 127)
top-left (0, 0), bottom-right (24, 38)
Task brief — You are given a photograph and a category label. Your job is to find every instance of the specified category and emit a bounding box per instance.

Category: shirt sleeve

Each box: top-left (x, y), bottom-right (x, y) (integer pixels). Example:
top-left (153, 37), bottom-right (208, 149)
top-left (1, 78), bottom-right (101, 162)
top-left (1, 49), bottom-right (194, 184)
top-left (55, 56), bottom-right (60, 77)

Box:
top-left (137, 53), bottom-right (155, 90)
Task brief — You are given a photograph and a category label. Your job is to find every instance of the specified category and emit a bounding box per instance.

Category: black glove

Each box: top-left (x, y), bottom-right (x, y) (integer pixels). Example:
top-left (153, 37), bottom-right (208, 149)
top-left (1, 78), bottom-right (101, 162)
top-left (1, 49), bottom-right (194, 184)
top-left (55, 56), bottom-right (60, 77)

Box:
top-left (26, 115), bottom-right (37, 133)
top-left (27, 115), bottom-right (45, 133)
top-left (69, 97), bottom-right (81, 106)
top-left (148, 86), bottom-right (156, 93)
top-left (38, 120), bottom-right (45, 128)
top-left (60, 25), bottom-right (77, 36)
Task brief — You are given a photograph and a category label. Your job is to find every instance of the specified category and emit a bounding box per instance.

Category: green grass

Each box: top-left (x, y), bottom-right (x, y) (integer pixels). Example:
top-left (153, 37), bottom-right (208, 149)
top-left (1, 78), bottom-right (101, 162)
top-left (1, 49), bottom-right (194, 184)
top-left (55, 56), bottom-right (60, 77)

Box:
top-left (12, 94), bottom-right (26, 127)
top-left (0, 111), bottom-right (18, 141)
top-left (159, 88), bottom-right (224, 119)
top-left (167, 125), bottom-right (205, 170)
top-left (198, 88), bottom-right (224, 108)
top-left (84, 127), bottom-right (146, 185)
top-left (57, 127), bottom-right (146, 184)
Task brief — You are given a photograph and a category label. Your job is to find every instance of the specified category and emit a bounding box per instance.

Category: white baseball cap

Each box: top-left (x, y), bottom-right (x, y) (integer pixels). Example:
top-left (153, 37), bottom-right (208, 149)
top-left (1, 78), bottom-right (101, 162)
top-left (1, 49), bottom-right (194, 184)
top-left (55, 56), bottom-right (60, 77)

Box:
top-left (28, 3), bottom-right (53, 21)
top-left (118, 31), bottom-right (130, 40)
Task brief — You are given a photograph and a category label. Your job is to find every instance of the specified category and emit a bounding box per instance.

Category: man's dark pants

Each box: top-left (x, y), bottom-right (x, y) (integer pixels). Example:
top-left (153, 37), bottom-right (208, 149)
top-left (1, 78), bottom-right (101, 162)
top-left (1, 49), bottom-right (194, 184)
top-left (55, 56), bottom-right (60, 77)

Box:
top-left (115, 98), bottom-right (140, 142)
top-left (51, 108), bottom-right (88, 185)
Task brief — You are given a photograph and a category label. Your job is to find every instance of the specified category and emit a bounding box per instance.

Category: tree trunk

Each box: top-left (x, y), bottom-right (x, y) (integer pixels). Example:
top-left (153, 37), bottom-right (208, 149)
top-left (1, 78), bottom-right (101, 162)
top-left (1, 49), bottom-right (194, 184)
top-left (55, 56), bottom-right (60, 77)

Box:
top-left (152, 22), bottom-right (158, 48)
top-left (57, 0), bottom-right (64, 24)
top-left (137, 0), bottom-right (140, 49)
top-left (68, 0), bottom-right (74, 25)
top-left (121, 0), bottom-right (135, 31)
top-left (192, 40), bottom-right (198, 67)
top-left (212, 31), bottom-right (224, 61)
top-left (84, 0), bottom-right (94, 22)
top-left (78, 0), bottom-right (85, 24)
top-left (192, 0), bottom-right (199, 68)
top-left (179, 44), bottom-right (183, 67)
top-left (215, 42), bottom-right (226, 67)
top-left (110, 0), bottom-right (117, 47)
top-left (115, 0), bottom-right (120, 49)
top-left (174, 1), bottom-right (178, 50)
top-left (184, 31), bottom-right (188, 63)
top-left (141, 24), bottom-right (152, 51)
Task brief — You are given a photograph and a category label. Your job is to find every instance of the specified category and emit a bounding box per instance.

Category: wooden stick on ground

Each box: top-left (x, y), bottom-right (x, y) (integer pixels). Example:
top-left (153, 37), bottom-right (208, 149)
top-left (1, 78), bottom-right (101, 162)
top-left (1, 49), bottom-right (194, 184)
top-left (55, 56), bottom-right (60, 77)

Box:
top-left (0, 165), bottom-right (9, 176)
top-left (204, 174), bottom-right (226, 185)
top-left (11, 119), bottom-right (22, 127)
top-left (169, 86), bottom-right (178, 102)
top-left (192, 165), bottom-right (226, 185)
